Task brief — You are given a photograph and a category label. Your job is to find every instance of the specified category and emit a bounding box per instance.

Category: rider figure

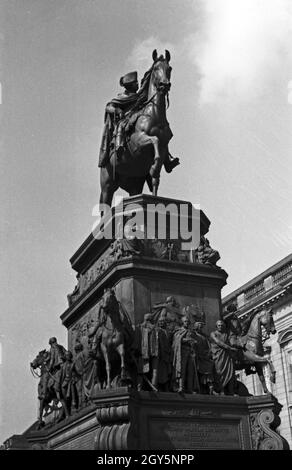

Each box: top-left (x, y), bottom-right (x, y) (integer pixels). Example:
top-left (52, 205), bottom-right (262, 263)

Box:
top-left (98, 71), bottom-right (179, 173)
top-left (99, 71), bottom-right (139, 166)
top-left (48, 337), bottom-right (66, 373)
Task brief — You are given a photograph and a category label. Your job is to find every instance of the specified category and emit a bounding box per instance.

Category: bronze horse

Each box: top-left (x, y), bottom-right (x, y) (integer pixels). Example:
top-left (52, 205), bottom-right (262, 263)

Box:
top-left (30, 350), bottom-right (62, 428)
top-left (224, 308), bottom-right (276, 393)
top-left (100, 49), bottom-right (173, 206)
top-left (90, 289), bottom-right (134, 389)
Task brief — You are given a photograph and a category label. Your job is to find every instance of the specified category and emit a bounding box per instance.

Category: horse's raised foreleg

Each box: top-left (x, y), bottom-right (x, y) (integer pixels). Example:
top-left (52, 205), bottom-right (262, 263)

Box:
top-left (243, 350), bottom-right (268, 363)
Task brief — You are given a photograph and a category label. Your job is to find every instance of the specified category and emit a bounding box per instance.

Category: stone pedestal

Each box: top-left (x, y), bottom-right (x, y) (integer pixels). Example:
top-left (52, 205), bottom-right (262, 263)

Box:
top-left (62, 195), bottom-right (228, 350)
top-left (16, 390), bottom-right (288, 450)
top-left (3, 195), bottom-right (289, 451)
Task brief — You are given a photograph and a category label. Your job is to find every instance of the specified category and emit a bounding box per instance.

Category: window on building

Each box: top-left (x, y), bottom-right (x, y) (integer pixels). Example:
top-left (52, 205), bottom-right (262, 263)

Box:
top-left (278, 327), bottom-right (292, 405)
top-left (285, 344), bottom-right (292, 402)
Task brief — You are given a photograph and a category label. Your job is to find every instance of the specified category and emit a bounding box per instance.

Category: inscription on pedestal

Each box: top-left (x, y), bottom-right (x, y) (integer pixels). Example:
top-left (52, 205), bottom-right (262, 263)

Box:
top-left (149, 418), bottom-right (241, 449)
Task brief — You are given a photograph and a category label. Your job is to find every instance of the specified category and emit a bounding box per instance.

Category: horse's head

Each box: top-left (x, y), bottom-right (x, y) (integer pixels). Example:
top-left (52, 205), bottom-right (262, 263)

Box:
top-left (222, 304), bottom-right (242, 336)
top-left (151, 49), bottom-right (172, 94)
top-left (259, 308), bottom-right (276, 335)
top-left (102, 288), bottom-right (118, 314)
top-left (30, 349), bottom-right (49, 369)
top-left (229, 315), bottom-right (243, 335)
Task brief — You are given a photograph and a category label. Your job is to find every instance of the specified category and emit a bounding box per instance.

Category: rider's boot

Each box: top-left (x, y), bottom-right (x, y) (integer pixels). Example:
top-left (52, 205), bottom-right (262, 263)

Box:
top-left (115, 122), bottom-right (125, 159)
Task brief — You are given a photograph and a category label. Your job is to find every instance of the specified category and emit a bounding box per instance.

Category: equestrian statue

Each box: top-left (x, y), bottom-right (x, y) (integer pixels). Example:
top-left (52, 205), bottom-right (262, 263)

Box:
top-left (88, 288), bottom-right (135, 389)
top-left (223, 306), bottom-right (276, 393)
top-left (98, 49), bottom-right (179, 206)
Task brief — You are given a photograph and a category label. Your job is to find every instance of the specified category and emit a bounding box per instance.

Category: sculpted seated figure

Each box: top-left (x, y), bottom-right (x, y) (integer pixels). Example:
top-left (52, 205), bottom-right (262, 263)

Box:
top-left (195, 236), bottom-right (220, 266)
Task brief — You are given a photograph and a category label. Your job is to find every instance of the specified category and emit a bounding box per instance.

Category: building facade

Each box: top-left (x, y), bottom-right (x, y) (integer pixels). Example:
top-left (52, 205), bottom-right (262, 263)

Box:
top-left (223, 253), bottom-right (292, 447)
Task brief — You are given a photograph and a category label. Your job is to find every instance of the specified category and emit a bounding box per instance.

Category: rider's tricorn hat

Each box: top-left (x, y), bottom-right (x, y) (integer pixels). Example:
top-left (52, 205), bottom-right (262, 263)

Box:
top-left (120, 71), bottom-right (138, 87)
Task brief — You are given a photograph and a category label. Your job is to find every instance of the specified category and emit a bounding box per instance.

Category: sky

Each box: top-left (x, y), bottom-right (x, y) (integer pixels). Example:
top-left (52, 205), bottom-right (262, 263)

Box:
top-left (0, 0), bottom-right (292, 443)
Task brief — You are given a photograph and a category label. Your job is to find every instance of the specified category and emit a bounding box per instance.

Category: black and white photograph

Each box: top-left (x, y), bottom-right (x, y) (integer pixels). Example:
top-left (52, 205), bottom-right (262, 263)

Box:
top-left (0, 0), bottom-right (292, 454)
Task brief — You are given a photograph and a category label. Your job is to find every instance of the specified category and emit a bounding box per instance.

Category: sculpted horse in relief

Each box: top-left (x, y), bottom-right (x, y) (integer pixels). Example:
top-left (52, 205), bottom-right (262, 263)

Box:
top-left (225, 308), bottom-right (276, 393)
top-left (100, 49), bottom-right (174, 206)
top-left (30, 350), bottom-right (62, 428)
top-left (89, 289), bottom-right (135, 389)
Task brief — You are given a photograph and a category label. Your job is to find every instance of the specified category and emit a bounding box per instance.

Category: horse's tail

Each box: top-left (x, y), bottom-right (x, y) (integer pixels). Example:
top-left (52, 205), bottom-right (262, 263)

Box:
top-left (118, 302), bottom-right (134, 344)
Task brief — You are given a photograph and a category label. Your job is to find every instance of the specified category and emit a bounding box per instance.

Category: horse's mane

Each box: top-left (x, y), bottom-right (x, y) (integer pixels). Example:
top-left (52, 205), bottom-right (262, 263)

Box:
top-left (132, 64), bottom-right (154, 111)
top-left (241, 310), bottom-right (259, 335)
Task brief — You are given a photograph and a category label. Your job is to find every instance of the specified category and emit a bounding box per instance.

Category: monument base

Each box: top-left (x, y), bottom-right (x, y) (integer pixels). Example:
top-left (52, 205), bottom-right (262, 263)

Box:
top-left (11, 388), bottom-right (288, 450)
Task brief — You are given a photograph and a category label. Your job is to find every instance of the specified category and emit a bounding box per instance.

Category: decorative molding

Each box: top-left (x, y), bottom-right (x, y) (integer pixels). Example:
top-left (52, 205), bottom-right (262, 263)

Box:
top-left (250, 409), bottom-right (282, 450)
top-left (249, 400), bottom-right (288, 450)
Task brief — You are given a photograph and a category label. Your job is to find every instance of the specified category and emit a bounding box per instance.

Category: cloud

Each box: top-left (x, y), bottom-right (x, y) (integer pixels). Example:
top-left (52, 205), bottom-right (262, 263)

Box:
top-left (188, 0), bottom-right (292, 103)
top-left (126, 36), bottom-right (176, 81)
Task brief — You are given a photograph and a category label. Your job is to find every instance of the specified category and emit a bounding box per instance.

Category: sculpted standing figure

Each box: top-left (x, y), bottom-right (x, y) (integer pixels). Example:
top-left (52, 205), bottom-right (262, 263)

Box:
top-left (134, 313), bottom-right (158, 391)
top-left (72, 342), bottom-right (87, 408)
top-left (47, 337), bottom-right (70, 418)
top-left (59, 351), bottom-right (76, 413)
top-left (193, 321), bottom-right (215, 395)
top-left (210, 320), bottom-right (237, 395)
top-left (172, 316), bottom-right (199, 394)
top-left (153, 318), bottom-right (172, 391)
